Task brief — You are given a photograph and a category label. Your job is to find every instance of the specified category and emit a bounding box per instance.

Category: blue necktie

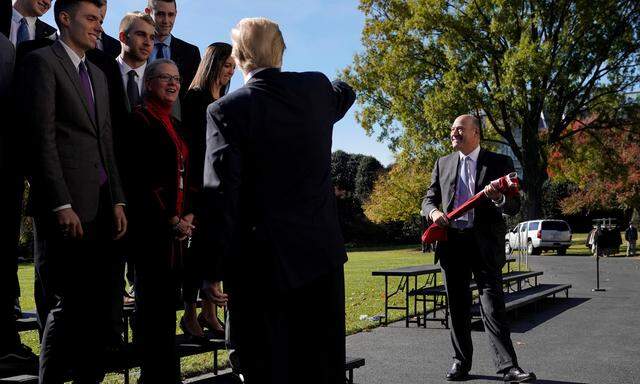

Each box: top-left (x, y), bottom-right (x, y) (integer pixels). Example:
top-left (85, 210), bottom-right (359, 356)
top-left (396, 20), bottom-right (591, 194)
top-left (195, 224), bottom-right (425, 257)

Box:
top-left (155, 42), bottom-right (165, 59)
top-left (17, 18), bottom-right (29, 45)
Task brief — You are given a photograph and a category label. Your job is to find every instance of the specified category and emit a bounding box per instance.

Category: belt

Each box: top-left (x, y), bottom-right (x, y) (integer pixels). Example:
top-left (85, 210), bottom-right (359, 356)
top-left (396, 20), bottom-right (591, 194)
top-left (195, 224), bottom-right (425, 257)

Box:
top-left (449, 226), bottom-right (474, 234)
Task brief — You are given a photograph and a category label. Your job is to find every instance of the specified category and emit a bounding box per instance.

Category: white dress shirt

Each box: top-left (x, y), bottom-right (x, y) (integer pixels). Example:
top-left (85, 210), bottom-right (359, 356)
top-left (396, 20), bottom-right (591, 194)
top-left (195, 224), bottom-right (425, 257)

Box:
top-left (116, 55), bottom-right (146, 98)
top-left (9, 8), bottom-right (36, 46)
top-left (454, 146), bottom-right (480, 224)
top-left (429, 145), bottom-right (505, 223)
top-left (243, 67), bottom-right (269, 84)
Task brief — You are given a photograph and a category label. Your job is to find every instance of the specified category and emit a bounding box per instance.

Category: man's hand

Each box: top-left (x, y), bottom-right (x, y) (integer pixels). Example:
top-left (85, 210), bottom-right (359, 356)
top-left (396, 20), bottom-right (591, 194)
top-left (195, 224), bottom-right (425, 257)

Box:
top-left (56, 208), bottom-right (83, 239)
top-left (201, 281), bottom-right (228, 306)
top-left (483, 183), bottom-right (504, 202)
top-left (113, 205), bottom-right (127, 240)
top-left (430, 210), bottom-right (449, 228)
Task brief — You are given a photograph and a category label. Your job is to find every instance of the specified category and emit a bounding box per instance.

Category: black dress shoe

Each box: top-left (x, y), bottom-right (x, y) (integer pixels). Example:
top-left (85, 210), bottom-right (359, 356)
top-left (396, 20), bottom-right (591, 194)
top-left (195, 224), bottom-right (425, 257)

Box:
top-left (445, 361), bottom-right (469, 381)
top-left (0, 344), bottom-right (38, 376)
top-left (502, 367), bottom-right (536, 383)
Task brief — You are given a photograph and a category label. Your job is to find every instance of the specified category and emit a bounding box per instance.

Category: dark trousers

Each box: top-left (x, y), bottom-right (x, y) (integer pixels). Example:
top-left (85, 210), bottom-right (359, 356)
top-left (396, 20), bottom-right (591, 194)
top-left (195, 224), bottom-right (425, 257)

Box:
top-left (0, 172), bottom-right (23, 353)
top-left (133, 240), bottom-right (181, 384)
top-left (231, 265), bottom-right (346, 384)
top-left (439, 230), bottom-right (517, 373)
top-left (35, 191), bottom-right (121, 383)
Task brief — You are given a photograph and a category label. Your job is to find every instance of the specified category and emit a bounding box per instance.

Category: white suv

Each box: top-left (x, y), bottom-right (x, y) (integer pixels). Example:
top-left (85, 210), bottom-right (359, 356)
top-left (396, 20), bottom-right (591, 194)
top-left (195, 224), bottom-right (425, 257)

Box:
top-left (505, 220), bottom-right (572, 255)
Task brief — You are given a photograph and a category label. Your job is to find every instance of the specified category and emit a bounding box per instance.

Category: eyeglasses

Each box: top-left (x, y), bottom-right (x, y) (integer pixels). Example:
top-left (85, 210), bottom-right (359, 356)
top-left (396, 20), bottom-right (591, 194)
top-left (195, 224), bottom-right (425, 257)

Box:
top-left (151, 74), bottom-right (181, 83)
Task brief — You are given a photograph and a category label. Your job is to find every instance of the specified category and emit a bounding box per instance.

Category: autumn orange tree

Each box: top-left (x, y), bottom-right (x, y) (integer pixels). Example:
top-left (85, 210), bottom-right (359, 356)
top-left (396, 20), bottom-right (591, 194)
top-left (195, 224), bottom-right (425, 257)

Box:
top-left (548, 107), bottom-right (640, 214)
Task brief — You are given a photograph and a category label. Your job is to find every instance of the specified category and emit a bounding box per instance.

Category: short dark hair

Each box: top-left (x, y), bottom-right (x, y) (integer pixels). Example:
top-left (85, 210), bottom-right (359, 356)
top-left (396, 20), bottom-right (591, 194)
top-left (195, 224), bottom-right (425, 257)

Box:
top-left (54, 0), bottom-right (102, 30)
top-left (147, 0), bottom-right (177, 10)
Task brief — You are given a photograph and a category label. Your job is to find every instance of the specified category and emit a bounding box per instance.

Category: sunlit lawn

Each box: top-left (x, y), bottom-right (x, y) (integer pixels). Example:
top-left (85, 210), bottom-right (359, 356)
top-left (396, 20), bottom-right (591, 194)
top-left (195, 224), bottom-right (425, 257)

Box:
top-left (17, 232), bottom-right (625, 382)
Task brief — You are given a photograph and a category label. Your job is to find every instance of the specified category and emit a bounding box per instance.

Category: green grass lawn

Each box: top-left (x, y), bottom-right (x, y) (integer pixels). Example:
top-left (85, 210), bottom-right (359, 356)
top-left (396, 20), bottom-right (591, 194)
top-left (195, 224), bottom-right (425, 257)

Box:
top-left (16, 233), bottom-right (629, 382)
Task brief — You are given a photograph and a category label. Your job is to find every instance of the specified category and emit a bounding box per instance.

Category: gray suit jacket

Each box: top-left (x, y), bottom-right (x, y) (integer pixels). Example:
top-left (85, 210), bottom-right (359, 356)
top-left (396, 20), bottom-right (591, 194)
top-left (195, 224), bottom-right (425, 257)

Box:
top-left (422, 148), bottom-right (520, 266)
top-left (0, 32), bottom-right (14, 171)
top-left (16, 40), bottom-right (125, 222)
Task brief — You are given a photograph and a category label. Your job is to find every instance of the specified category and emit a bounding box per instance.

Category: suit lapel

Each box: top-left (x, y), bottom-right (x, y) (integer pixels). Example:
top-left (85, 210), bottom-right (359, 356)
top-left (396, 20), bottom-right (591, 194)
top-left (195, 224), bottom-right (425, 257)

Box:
top-left (87, 62), bottom-right (104, 132)
top-left (35, 19), bottom-right (56, 40)
top-left (169, 36), bottom-right (180, 64)
top-left (475, 148), bottom-right (487, 193)
top-left (445, 153), bottom-right (460, 211)
top-left (52, 41), bottom-right (97, 132)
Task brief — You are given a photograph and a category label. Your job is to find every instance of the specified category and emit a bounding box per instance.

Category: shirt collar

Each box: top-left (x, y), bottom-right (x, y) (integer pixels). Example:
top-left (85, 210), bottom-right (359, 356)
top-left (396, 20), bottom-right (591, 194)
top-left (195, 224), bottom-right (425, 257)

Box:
top-left (12, 8), bottom-right (37, 26)
top-left (59, 39), bottom-right (86, 70)
top-left (117, 55), bottom-right (146, 78)
top-left (154, 34), bottom-right (172, 47)
top-left (459, 145), bottom-right (481, 163)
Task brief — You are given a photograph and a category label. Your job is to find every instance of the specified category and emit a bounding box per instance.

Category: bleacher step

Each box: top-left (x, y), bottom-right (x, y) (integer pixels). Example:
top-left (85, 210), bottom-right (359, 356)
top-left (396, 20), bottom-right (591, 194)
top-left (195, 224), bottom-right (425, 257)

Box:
top-left (0, 374), bottom-right (38, 383)
top-left (472, 283), bottom-right (572, 316)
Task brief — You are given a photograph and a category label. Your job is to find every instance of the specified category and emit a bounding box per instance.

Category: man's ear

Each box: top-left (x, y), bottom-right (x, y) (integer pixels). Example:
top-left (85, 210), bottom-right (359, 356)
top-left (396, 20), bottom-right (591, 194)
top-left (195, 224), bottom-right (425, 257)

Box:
top-left (144, 7), bottom-right (152, 15)
top-left (58, 10), bottom-right (72, 29)
top-left (118, 31), bottom-right (126, 44)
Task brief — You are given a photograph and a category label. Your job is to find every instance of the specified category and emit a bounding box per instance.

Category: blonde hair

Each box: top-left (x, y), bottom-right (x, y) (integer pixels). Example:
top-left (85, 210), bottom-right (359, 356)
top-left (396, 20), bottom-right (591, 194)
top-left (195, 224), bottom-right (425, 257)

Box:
top-left (119, 11), bottom-right (155, 34)
top-left (231, 17), bottom-right (285, 72)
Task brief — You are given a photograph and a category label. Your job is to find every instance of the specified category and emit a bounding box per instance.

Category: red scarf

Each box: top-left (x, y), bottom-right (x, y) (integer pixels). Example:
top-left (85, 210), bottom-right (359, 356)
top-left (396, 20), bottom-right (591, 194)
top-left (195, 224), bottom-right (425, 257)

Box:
top-left (145, 97), bottom-right (189, 216)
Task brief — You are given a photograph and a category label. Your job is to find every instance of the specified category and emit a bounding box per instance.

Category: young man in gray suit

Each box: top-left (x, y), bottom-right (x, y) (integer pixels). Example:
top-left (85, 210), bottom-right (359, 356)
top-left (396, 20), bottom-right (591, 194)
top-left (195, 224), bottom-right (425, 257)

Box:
top-left (423, 114), bottom-right (536, 383)
top-left (15, 0), bottom-right (127, 382)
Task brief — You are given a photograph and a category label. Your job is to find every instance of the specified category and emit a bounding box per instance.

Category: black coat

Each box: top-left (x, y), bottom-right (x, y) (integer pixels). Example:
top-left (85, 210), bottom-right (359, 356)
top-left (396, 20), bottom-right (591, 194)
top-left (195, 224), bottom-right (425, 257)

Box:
top-left (86, 48), bottom-right (130, 163)
top-left (99, 32), bottom-right (120, 59)
top-left (169, 35), bottom-right (200, 99)
top-left (205, 68), bottom-right (356, 290)
top-left (422, 148), bottom-right (521, 266)
top-left (120, 105), bottom-right (192, 238)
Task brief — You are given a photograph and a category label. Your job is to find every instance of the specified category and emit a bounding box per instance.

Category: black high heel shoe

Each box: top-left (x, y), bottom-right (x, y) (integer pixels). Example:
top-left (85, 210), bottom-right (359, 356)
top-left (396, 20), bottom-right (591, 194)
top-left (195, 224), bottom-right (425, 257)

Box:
top-left (197, 313), bottom-right (226, 340)
top-left (179, 316), bottom-right (209, 345)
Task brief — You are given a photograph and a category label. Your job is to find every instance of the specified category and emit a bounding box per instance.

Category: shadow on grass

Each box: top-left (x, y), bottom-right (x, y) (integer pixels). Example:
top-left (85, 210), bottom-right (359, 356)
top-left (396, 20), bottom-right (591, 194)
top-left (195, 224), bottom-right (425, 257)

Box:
top-left (468, 374), bottom-right (588, 384)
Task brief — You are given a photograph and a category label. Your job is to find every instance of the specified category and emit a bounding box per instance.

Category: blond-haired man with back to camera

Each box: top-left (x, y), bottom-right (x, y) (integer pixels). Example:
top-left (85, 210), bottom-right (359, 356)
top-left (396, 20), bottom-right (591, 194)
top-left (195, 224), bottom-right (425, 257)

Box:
top-left (202, 17), bottom-right (356, 384)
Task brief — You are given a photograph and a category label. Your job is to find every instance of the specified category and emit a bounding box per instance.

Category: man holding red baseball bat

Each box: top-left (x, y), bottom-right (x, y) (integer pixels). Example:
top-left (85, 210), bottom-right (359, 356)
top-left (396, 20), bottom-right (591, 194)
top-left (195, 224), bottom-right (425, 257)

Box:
top-left (422, 114), bottom-right (536, 383)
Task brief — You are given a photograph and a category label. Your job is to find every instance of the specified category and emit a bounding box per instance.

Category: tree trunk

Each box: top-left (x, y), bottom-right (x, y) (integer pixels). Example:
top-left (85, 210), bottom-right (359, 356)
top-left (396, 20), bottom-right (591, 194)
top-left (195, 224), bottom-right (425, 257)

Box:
top-left (519, 122), bottom-right (547, 220)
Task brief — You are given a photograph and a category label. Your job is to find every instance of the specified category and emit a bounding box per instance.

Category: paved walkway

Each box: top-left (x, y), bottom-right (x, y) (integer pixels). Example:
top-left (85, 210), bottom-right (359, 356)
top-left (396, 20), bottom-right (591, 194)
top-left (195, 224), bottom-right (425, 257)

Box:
top-left (346, 255), bottom-right (640, 384)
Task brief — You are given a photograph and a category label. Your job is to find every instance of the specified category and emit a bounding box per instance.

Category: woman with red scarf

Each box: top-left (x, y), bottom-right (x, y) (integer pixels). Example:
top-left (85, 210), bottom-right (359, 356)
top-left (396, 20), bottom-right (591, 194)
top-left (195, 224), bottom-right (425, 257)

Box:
top-left (120, 59), bottom-right (192, 383)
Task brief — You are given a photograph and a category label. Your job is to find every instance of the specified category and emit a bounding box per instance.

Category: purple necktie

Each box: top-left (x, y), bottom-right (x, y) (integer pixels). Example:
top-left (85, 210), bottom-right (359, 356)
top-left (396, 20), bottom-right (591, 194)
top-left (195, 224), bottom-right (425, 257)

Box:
top-left (79, 61), bottom-right (107, 185)
top-left (78, 61), bottom-right (96, 121)
top-left (454, 157), bottom-right (474, 228)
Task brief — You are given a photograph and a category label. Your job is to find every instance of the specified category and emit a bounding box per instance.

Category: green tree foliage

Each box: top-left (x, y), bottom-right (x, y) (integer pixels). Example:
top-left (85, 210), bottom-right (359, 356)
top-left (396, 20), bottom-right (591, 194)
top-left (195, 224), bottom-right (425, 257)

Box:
top-left (344, 0), bottom-right (640, 218)
top-left (364, 162), bottom-right (431, 223)
top-left (355, 156), bottom-right (384, 203)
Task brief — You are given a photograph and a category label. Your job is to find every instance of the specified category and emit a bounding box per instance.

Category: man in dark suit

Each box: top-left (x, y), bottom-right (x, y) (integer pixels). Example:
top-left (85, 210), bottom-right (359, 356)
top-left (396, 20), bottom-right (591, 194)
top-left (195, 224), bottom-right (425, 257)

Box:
top-left (95, 0), bottom-right (119, 58)
top-left (15, 0), bottom-right (127, 382)
top-left (0, 15), bottom-right (39, 374)
top-left (145, 0), bottom-right (200, 100)
top-left (4, 0), bottom-right (55, 329)
top-left (423, 114), bottom-right (536, 383)
top-left (7, 0), bottom-right (56, 47)
top-left (86, 11), bottom-right (156, 346)
top-left (203, 17), bottom-right (355, 384)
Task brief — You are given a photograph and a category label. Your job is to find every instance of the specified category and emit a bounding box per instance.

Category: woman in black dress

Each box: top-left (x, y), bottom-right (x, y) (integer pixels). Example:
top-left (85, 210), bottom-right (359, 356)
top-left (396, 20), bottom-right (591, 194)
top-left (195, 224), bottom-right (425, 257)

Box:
top-left (180, 42), bottom-right (235, 341)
